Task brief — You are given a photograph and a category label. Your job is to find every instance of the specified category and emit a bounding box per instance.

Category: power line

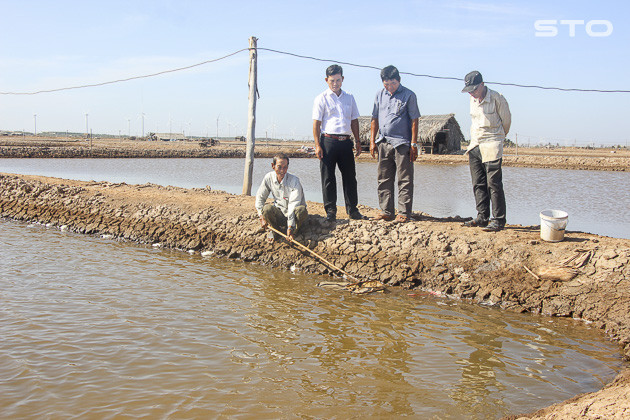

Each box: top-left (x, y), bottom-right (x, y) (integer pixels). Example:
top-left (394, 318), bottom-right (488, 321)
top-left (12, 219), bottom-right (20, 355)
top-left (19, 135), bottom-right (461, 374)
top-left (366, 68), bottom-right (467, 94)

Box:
top-left (0, 48), bottom-right (249, 95)
top-left (1, 46), bottom-right (629, 95)
top-left (257, 48), bottom-right (630, 94)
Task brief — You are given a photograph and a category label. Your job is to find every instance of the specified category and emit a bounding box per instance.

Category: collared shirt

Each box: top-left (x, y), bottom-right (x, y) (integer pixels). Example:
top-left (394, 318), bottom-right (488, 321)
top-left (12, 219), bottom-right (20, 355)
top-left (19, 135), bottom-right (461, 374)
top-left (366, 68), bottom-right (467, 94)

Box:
top-left (467, 87), bottom-right (512, 162)
top-left (255, 171), bottom-right (306, 228)
top-left (372, 84), bottom-right (421, 148)
top-left (312, 88), bottom-right (360, 136)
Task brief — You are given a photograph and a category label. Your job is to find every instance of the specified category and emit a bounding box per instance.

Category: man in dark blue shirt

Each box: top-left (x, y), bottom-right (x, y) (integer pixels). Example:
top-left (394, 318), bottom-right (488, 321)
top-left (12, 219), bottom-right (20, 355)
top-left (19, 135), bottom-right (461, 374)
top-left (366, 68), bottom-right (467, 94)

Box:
top-left (370, 65), bottom-right (421, 223)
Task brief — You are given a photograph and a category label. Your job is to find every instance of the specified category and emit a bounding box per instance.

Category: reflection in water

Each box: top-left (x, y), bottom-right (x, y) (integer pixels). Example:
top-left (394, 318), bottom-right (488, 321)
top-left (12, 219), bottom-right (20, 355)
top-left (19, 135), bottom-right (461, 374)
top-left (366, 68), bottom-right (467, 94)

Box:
top-left (0, 220), bottom-right (623, 418)
top-left (450, 315), bottom-right (507, 417)
top-left (0, 157), bottom-right (629, 238)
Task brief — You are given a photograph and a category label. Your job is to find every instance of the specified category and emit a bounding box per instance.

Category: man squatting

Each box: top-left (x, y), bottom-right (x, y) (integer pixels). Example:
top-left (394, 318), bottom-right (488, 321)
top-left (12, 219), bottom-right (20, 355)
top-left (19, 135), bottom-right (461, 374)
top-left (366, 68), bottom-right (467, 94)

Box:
top-left (370, 65), bottom-right (420, 224)
top-left (255, 154), bottom-right (308, 242)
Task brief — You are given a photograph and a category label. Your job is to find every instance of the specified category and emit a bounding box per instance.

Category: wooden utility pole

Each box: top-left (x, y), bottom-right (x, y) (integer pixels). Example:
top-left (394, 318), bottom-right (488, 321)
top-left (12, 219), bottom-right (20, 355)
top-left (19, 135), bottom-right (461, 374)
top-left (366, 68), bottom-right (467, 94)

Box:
top-left (242, 36), bottom-right (258, 195)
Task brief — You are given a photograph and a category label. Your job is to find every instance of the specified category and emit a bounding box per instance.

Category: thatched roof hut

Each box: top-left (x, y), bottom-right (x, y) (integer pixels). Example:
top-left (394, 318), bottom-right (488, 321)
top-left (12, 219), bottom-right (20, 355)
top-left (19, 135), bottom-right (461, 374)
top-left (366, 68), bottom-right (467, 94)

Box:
top-left (357, 113), bottom-right (464, 154)
top-left (418, 114), bottom-right (464, 154)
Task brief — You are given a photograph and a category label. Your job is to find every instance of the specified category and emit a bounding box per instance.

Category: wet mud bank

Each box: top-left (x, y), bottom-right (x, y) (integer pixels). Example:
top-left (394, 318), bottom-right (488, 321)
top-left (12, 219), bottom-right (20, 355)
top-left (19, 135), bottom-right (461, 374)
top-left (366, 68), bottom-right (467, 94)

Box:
top-left (0, 145), bottom-right (309, 159)
top-left (2, 142), bottom-right (629, 171)
top-left (1, 172), bottom-right (629, 418)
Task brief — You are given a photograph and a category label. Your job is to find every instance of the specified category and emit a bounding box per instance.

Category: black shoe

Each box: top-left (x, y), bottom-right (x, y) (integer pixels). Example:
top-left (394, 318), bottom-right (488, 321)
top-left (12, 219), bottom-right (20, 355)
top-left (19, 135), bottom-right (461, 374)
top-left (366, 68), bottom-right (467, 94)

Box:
top-left (482, 220), bottom-right (504, 232)
top-left (349, 211), bottom-right (367, 220)
top-left (463, 216), bottom-right (488, 227)
top-left (325, 213), bottom-right (336, 222)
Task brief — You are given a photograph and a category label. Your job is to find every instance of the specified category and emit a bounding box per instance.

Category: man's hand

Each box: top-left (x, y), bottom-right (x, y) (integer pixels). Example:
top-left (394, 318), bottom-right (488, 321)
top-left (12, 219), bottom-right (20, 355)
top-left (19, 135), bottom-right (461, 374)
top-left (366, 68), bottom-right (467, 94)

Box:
top-left (260, 216), bottom-right (268, 229)
top-left (410, 144), bottom-right (418, 162)
top-left (370, 140), bottom-right (377, 158)
top-left (313, 120), bottom-right (323, 160)
top-left (286, 227), bottom-right (294, 242)
top-left (315, 145), bottom-right (323, 160)
top-left (354, 141), bottom-right (362, 158)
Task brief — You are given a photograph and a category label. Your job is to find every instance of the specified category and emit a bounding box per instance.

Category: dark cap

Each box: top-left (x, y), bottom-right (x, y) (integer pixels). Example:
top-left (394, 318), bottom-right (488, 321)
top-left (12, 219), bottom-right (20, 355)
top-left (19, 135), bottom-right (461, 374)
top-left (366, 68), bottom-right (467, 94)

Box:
top-left (462, 71), bottom-right (483, 93)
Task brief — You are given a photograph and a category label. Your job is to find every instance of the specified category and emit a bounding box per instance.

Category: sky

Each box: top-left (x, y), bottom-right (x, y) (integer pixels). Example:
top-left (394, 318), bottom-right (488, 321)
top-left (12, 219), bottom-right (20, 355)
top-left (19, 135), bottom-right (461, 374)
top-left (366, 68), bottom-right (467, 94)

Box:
top-left (0, 0), bottom-right (628, 146)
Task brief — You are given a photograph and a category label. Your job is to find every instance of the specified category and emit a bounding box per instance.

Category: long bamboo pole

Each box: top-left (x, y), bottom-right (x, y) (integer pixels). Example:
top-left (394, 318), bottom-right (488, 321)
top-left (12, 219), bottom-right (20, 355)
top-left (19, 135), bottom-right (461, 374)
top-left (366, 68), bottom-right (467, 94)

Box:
top-left (267, 225), bottom-right (359, 282)
top-left (242, 36), bottom-right (258, 195)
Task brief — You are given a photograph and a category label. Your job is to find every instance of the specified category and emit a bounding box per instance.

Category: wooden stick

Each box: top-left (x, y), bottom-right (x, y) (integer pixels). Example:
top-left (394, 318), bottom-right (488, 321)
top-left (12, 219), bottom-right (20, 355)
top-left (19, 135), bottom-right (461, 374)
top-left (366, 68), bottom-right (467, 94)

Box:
top-left (267, 226), bottom-right (359, 282)
top-left (523, 264), bottom-right (540, 281)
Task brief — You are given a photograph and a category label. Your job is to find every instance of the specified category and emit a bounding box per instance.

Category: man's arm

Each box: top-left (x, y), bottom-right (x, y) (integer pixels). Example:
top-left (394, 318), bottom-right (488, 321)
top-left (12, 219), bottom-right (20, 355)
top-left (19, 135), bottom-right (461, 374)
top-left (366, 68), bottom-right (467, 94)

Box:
top-left (254, 176), bottom-right (271, 228)
top-left (410, 118), bottom-right (419, 162)
top-left (312, 120), bottom-right (323, 160)
top-left (285, 179), bottom-right (305, 241)
top-left (497, 94), bottom-right (512, 136)
top-left (351, 119), bottom-right (361, 157)
top-left (370, 118), bottom-right (379, 158)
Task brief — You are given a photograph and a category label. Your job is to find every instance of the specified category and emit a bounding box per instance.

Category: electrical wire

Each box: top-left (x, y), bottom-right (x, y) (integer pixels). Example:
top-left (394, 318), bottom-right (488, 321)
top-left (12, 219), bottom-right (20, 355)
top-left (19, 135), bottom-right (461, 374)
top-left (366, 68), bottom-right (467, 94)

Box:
top-left (1, 46), bottom-right (628, 95)
top-left (258, 47), bottom-right (630, 93)
top-left (0, 48), bottom-right (249, 95)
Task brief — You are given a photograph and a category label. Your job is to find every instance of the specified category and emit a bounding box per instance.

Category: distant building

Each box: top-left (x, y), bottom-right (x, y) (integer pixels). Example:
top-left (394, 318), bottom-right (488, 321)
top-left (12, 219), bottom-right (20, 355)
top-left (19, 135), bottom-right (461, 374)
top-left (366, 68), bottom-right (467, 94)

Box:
top-left (358, 113), bottom-right (464, 154)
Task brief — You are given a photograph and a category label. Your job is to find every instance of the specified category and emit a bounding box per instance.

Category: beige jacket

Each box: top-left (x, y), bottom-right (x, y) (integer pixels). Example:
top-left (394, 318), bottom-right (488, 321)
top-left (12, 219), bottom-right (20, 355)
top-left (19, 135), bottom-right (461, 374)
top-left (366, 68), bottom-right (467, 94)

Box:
top-left (467, 88), bottom-right (511, 162)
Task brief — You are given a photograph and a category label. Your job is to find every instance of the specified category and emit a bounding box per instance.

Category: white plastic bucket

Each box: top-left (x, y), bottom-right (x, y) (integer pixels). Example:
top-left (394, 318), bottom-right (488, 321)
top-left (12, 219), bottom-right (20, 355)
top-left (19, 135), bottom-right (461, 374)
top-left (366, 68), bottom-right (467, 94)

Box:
top-left (540, 209), bottom-right (569, 242)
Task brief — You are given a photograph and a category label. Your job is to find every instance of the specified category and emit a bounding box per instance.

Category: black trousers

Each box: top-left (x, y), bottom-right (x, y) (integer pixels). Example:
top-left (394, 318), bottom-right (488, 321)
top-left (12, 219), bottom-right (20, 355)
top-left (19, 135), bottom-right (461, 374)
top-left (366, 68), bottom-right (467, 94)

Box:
top-left (468, 145), bottom-right (506, 224)
top-left (319, 135), bottom-right (359, 216)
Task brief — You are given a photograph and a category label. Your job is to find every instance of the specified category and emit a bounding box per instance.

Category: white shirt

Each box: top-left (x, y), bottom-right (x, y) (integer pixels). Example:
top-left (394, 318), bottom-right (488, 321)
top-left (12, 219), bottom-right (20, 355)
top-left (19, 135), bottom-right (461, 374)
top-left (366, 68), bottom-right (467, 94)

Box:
top-left (312, 88), bottom-right (360, 135)
top-left (467, 88), bottom-right (512, 162)
top-left (255, 171), bottom-right (306, 228)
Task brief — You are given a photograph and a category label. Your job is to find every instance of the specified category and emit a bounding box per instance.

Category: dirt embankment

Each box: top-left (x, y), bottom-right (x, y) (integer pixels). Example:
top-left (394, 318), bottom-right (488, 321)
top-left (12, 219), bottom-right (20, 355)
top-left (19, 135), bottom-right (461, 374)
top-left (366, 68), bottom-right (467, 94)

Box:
top-left (2, 137), bottom-right (629, 171)
top-left (1, 172), bottom-right (629, 418)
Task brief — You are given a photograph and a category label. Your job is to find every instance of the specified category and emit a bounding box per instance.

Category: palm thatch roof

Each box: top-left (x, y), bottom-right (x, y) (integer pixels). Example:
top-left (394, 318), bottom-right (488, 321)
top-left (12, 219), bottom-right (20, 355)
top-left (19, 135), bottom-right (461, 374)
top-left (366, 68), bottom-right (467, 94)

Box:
top-left (357, 113), bottom-right (464, 154)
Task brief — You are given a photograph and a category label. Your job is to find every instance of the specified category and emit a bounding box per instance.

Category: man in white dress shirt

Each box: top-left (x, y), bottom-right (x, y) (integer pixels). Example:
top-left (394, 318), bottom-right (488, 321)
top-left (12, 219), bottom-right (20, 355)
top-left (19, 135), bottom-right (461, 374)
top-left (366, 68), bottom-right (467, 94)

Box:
top-left (312, 64), bottom-right (365, 222)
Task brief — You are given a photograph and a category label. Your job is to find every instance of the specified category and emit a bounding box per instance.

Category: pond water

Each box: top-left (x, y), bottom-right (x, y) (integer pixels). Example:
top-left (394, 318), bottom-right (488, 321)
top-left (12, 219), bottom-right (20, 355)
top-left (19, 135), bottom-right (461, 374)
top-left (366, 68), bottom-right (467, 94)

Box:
top-left (1, 157), bottom-right (629, 238)
top-left (0, 220), bottom-right (623, 418)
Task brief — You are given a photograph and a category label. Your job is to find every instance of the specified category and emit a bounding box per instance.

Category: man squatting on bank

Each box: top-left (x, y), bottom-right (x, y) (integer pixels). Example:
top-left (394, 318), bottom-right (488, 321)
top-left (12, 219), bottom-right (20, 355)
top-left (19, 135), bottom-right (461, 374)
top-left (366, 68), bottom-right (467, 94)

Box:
top-left (255, 154), bottom-right (308, 242)
top-left (370, 65), bottom-right (420, 224)
top-left (312, 64), bottom-right (366, 222)
top-left (461, 70), bottom-right (512, 232)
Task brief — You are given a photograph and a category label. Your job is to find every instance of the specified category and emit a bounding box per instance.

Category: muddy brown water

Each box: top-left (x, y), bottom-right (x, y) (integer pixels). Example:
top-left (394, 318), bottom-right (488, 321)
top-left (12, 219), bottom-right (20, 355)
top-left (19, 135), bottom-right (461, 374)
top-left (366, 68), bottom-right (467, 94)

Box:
top-left (1, 157), bottom-right (629, 239)
top-left (0, 219), bottom-right (622, 418)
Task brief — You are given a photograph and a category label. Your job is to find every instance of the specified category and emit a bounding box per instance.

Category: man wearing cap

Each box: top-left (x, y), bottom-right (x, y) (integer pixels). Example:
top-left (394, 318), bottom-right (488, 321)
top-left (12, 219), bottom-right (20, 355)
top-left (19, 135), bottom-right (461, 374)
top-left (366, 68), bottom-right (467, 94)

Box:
top-left (312, 64), bottom-right (365, 222)
top-left (461, 71), bottom-right (511, 232)
top-left (370, 65), bottom-right (421, 223)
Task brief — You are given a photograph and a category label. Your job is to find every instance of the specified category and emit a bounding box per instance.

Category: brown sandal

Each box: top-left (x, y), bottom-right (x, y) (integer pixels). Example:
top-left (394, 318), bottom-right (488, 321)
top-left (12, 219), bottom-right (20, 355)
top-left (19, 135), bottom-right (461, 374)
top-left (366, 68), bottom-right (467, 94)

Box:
top-left (393, 214), bottom-right (409, 223)
top-left (371, 213), bottom-right (394, 221)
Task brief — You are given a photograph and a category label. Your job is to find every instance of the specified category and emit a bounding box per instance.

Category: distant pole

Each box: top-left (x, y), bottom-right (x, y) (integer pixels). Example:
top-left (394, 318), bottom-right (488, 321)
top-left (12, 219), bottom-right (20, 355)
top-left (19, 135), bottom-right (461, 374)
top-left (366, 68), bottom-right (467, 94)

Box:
top-left (216, 114), bottom-right (220, 138)
top-left (142, 113), bottom-right (145, 138)
top-left (515, 133), bottom-right (518, 156)
top-left (33, 114), bottom-right (37, 136)
top-left (128, 119), bottom-right (131, 137)
top-left (242, 36), bottom-right (258, 196)
top-left (85, 113), bottom-right (89, 138)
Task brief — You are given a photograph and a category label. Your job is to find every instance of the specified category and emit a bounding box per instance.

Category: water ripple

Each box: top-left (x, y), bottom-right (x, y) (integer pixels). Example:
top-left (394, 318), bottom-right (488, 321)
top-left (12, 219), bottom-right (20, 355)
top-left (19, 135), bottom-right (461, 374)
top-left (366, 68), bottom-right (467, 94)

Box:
top-left (0, 220), bottom-right (623, 418)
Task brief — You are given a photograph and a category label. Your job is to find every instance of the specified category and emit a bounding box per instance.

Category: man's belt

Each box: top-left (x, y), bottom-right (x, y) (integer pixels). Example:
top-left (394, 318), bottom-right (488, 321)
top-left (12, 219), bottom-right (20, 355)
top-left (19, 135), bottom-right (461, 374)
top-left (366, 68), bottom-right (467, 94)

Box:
top-left (323, 133), bottom-right (351, 140)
